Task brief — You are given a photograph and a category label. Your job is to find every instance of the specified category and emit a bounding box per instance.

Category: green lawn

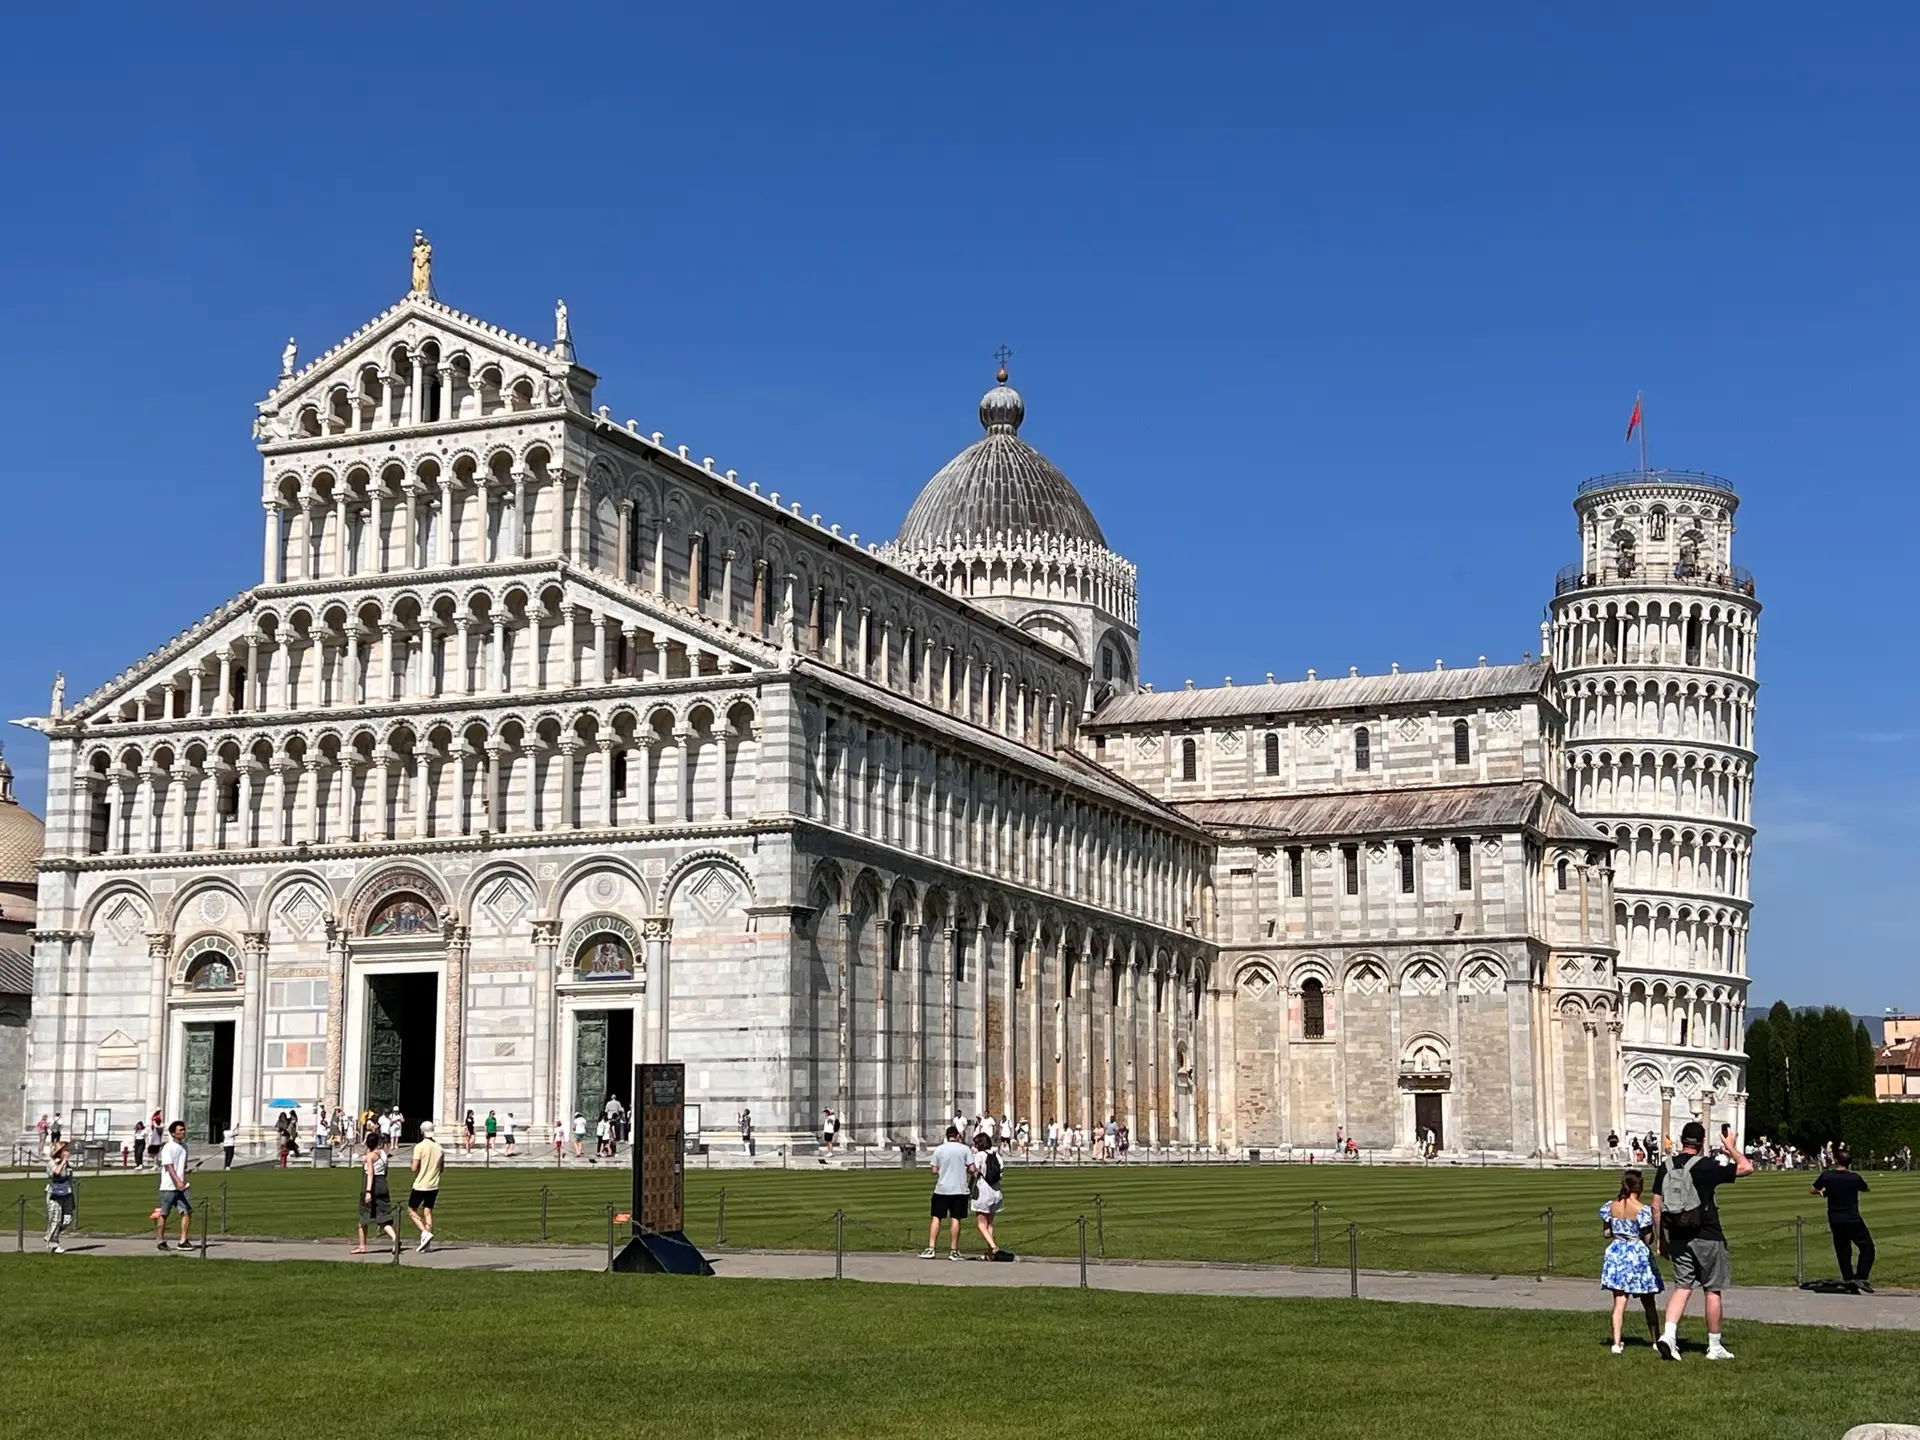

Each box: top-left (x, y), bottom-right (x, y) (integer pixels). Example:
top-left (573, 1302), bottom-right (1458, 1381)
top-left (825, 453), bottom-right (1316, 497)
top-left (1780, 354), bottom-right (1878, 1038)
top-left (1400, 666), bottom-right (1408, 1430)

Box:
top-left (17, 1160), bottom-right (1916, 1287)
top-left (0, 1258), bottom-right (1913, 1439)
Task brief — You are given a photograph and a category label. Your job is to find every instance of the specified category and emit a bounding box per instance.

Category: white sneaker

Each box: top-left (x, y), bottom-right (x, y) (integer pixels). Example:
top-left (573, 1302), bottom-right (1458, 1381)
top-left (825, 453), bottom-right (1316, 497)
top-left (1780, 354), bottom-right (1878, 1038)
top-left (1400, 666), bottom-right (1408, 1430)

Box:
top-left (948, 1250), bottom-right (961, 1261)
top-left (1655, 1336), bottom-right (1681, 1362)
top-left (417, 1233), bottom-right (431, 1253)
top-left (1609, 1342), bottom-right (1624, 1355)
top-left (1704, 1344), bottom-right (1735, 1361)
top-left (918, 1247), bottom-right (936, 1259)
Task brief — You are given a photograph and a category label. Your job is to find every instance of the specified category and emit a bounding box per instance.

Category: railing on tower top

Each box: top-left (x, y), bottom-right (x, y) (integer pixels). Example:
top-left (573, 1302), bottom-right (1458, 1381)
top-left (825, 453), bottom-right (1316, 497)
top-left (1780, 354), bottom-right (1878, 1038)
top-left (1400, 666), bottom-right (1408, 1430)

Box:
top-left (1575, 468), bottom-right (1738, 496)
top-left (1554, 561), bottom-right (1755, 598)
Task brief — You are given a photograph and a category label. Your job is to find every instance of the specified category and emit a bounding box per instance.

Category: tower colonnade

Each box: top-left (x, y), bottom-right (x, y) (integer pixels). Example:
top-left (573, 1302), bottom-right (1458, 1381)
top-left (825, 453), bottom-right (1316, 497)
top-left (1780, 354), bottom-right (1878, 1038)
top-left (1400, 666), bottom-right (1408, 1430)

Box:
top-left (1548, 470), bottom-right (1758, 1143)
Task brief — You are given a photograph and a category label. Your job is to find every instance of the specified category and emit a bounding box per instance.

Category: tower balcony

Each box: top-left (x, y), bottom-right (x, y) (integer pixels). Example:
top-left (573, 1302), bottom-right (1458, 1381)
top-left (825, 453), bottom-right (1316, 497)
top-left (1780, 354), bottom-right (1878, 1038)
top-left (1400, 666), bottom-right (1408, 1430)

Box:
top-left (1554, 561), bottom-right (1755, 599)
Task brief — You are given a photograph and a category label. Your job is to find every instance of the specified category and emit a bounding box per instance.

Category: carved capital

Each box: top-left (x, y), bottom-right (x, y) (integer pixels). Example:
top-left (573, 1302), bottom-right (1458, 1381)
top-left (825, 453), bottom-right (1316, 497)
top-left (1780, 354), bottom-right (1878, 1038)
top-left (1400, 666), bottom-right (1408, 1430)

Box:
top-left (240, 931), bottom-right (269, 959)
top-left (642, 917), bottom-right (673, 942)
top-left (146, 931), bottom-right (173, 962)
top-left (530, 919), bottom-right (562, 947)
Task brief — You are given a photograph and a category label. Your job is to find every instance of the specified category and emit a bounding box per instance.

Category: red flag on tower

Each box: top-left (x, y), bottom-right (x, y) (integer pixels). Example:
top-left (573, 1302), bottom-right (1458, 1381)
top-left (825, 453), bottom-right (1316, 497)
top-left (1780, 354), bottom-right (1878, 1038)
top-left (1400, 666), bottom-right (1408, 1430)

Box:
top-left (1624, 394), bottom-right (1643, 442)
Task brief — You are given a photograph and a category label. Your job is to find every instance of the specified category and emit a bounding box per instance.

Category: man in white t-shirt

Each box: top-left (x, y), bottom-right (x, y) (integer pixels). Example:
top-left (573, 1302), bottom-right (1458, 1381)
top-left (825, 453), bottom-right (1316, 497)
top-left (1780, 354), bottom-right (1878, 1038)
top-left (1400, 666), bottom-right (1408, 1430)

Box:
top-left (922, 1125), bottom-right (976, 1260)
top-left (155, 1120), bottom-right (192, 1251)
top-left (503, 1112), bottom-right (517, 1154)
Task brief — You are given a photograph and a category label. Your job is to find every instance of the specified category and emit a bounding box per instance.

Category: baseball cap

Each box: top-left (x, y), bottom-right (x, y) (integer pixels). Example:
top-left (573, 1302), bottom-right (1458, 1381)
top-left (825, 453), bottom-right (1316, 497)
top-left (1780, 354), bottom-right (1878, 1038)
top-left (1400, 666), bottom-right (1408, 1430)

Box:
top-left (1679, 1120), bottom-right (1707, 1146)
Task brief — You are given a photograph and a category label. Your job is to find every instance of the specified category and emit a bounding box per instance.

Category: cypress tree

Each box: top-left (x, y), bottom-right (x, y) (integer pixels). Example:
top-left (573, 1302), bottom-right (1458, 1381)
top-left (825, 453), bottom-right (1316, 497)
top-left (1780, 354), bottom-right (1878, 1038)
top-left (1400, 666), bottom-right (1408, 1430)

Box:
top-left (1854, 1019), bottom-right (1878, 1098)
top-left (1744, 1016), bottom-right (1774, 1136)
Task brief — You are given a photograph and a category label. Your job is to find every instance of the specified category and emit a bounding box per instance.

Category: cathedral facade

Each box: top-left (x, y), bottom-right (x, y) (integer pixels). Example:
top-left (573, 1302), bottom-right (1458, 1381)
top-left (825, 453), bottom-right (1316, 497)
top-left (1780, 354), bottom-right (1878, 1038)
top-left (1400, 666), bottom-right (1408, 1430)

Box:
top-left (15, 254), bottom-right (1754, 1156)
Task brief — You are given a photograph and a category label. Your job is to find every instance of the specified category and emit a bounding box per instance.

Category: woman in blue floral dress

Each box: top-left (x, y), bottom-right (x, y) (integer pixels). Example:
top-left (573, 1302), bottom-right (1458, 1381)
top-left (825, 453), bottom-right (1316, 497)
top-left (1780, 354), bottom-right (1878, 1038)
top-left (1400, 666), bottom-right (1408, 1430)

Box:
top-left (1599, 1169), bottom-right (1663, 1353)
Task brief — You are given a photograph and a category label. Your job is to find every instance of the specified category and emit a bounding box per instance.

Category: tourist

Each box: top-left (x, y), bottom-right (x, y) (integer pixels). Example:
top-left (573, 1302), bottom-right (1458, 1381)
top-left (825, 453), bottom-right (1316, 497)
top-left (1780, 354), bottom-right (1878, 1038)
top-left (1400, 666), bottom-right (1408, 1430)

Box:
top-left (1599, 1169), bottom-right (1662, 1353)
top-left (44, 1141), bottom-right (76, 1253)
top-left (595, 1114), bottom-right (612, 1158)
top-left (408, 1121), bottom-right (444, 1253)
top-left (503, 1111), bottom-right (517, 1155)
top-left (354, 1130), bottom-right (398, 1254)
top-left (221, 1124), bottom-right (236, 1169)
top-left (1811, 1144), bottom-right (1875, 1292)
top-left (276, 1111), bottom-right (293, 1168)
top-left (132, 1116), bottom-right (148, 1169)
top-left (921, 1125), bottom-right (973, 1260)
top-left (463, 1109), bottom-right (476, 1153)
top-left (35, 1113), bottom-right (49, 1157)
top-left (313, 1107), bottom-right (327, 1156)
top-left (1652, 1120), bottom-right (1752, 1361)
top-left (1104, 1115), bottom-right (1118, 1160)
top-left (552, 1117), bottom-right (565, 1161)
top-left (605, 1093), bottom-right (626, 1144)
top-left (970, 1131), bottom-right (1005, 1256)
top-left (820, 1107), bottom-right (836, 1162)
top-left (573, 1112), bottom-right (588, 1158)
top-left (155, 1120), bottom-right (192, 1252)
top-left (1118, 1122), bottom-right (1130, 1161)
top-left (49, 1114), bottom-right (62, 1151)
top-left (485, 1109), bottom-right (498, 1154)
top-left (740, 1107), bottom-right (756, 1157)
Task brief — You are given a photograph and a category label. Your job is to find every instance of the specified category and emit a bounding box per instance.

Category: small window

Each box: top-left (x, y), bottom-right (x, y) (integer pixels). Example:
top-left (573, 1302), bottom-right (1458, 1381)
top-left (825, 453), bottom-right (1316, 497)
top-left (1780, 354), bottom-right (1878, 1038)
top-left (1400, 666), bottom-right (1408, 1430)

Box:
top-left (1399, 841), bottom-right (1415, 894)
top-left (1455, 838), bottom-right (1473, 891)
top-left (219, 779), bottom-right (240, 820)
top-left (1453, 719), bottom-right (1471, 766)
top-left (611, 750), bottom-right (629, 798)
top-left (1014, 948), bottom-right (1024, 991)
top-left (1354, 727), bottom-right (1370, 772)
top-left (1181, 737), bottom-right (1197, 782)
top-left (887, 919), bottom-right (904, 972)
top-left (1342, 844), bottom-right (1359, 896)
top-left (1264, 732), bottom-right (1280, 776)
top-left (1301, 978), bottom-right (1325, 1039)
top-left (1102, 647), bottom-right (1115, 681)
top-left (1556, 857), bottom-right (1569, 891)
top-left (1094, 735), bottom-right (1106, 759)
top-left (1287, 847), bottom-right (1304, 899)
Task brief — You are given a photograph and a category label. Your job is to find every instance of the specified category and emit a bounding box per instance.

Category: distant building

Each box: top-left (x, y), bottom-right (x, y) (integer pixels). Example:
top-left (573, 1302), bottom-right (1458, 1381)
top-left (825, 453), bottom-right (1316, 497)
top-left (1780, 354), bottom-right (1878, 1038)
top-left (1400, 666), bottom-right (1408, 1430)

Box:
top-left (0, 749), bottom-right (43, 1131)
top-left (1877, 1015), bottom-right (1920, 1101)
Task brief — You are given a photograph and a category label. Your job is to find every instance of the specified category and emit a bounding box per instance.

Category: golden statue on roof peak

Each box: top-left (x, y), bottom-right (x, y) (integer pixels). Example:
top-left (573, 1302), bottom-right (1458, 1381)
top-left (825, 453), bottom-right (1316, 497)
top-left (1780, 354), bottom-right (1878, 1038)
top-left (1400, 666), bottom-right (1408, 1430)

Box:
top-left (411, 229), bottom-right (433, 295)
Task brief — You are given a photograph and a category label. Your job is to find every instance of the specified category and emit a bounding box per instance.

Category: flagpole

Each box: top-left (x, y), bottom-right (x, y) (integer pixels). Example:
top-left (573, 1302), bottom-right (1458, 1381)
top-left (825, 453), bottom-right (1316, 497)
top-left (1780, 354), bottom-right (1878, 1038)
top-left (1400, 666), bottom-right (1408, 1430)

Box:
top-left (1638, 390), bottom-right (1648, 477)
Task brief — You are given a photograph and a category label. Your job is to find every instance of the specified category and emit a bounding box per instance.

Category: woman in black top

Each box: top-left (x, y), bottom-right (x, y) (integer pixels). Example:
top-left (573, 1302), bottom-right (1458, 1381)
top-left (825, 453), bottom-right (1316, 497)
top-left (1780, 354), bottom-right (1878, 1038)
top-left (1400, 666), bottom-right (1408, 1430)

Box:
top-left (1811, 1144), bottom-right (1874, 1291)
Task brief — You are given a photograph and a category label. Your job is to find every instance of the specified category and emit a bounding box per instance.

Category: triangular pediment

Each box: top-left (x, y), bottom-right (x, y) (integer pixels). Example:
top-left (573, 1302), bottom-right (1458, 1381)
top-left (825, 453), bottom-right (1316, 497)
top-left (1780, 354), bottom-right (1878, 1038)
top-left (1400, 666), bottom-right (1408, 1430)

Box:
top-left (257, 293), bottom-right (594, 441)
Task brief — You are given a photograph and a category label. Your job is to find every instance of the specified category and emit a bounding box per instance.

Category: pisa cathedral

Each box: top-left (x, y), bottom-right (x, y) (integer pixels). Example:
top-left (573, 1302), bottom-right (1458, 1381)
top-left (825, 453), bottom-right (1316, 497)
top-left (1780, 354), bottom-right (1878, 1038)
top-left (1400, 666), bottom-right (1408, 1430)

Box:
top-left (14, 248), bottom-right (1756, 1157)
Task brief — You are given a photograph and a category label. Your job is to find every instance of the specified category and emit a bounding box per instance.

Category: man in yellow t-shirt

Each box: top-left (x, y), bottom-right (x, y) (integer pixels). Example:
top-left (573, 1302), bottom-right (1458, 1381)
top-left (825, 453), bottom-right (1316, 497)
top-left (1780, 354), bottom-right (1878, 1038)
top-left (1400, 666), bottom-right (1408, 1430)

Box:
top-left (408, 1122), bottom-right (445, 1253)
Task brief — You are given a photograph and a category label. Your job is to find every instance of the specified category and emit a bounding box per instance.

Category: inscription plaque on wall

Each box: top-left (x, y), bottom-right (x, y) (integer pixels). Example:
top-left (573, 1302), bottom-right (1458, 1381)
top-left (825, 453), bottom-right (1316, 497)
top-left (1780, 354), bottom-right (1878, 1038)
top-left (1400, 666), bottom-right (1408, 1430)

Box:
top-left (633, 1062), bottom-right (685, 1234)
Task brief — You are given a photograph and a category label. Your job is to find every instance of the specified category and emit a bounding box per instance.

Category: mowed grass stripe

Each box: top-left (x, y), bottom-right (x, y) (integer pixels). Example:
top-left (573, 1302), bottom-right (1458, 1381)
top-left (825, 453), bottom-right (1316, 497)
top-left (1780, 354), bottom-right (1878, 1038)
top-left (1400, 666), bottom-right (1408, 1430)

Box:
top-left (21, 1162), bottom-right (1917, 1285)
top-left (3, 1259), bottom-right (1918, 1440)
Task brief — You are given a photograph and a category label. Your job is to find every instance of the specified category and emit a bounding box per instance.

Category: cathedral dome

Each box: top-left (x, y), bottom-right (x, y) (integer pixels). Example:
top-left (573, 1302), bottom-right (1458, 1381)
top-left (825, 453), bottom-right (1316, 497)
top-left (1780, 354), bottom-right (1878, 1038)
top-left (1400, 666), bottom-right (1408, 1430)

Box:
top-left (0, 750), bottom-right (43, 890)
top-left (895, 370), bottom-right (1107, 551)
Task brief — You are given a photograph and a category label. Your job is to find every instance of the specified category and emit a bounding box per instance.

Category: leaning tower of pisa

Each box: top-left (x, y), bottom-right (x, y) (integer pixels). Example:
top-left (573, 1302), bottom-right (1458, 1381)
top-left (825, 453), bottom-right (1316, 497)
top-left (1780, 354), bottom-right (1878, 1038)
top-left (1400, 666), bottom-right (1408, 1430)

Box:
top-left (1549, 469), bottom-right (1758, 1144)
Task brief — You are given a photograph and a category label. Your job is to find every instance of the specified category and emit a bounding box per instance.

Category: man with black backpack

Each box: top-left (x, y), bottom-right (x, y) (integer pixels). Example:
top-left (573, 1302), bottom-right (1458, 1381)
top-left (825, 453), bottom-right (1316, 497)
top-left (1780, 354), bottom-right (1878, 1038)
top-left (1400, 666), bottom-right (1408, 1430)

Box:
top-left (1652, 1120), bottom-right (1753, 1361)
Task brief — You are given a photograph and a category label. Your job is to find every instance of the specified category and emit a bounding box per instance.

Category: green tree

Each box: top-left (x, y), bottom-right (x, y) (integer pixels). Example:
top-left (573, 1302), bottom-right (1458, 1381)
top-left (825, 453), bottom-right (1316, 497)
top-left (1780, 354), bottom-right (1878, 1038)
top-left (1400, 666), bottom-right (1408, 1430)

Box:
top-left (1763, 1000), bottom-right (1796, 1140)
top-left (1744, 1016), bottom-right (1774, 1137)
top-left (1854, 1020), bottom-right (1878, 1098)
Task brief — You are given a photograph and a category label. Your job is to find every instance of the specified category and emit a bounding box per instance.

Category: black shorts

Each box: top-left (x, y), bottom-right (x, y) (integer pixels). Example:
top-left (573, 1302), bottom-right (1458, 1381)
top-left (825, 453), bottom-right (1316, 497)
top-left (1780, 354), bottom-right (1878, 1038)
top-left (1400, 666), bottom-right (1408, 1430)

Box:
top-left (931, 1193), bottom-right (969, 1221)
top-left (408, 1189), bottom-right (438, 1210)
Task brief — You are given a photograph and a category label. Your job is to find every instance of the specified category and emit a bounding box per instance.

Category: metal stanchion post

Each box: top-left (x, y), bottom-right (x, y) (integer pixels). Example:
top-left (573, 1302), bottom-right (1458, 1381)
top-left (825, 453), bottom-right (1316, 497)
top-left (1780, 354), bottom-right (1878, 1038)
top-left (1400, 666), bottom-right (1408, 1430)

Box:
top-left (540, 1186), bottom-right (549, 1242)
top-left (1095, 1195), bottom-right (1104, 1259)
top-left (1348, 1223), bottom-right (1359, 1298)
top-left (1078, 1215), bottom-right (1088, 1289)
top-left (1794, 1215), bottom-right (1804, 1286)
top-left (220, 1181), bottom-right (228, 1235)
top-left (200, 1203), bottom-right (210, 1259)
top-left (1545, 1207), bottom-right (1555, 1274)
top-left (716, 1187), bottom-right (727, 1247)
top-left (17, 1194), bottom-right (26, 1252)
top-left (606, 1206), bottom-right (615, 1273)
top-left (1312, 1200), bottom-right (1321, 1264)
top-left (834, 1209), bottom-right (844, 1279)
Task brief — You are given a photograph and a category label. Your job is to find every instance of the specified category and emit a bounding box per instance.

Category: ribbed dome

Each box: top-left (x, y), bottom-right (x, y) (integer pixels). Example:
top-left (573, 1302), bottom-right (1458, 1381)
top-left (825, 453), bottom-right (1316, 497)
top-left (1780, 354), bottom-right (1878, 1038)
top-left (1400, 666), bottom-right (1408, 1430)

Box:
top-left (895, 372), bottom-right (1106, 551)
top-left (0, 752), bottom-right (43, 889)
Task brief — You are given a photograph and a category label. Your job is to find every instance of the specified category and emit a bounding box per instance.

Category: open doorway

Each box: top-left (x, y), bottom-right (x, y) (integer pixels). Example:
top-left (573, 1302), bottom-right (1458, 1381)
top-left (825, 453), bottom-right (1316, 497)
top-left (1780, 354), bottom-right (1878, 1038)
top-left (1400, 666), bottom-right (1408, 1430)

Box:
top-left (1413, 1092), bottom-right (1445, 1153)
top-left (183, 1021), bottom-right (234, 1145)
top-left (573, 1009), bottom-right (634, 1128)
top-left (364, 973), bottom-right (437, 1142)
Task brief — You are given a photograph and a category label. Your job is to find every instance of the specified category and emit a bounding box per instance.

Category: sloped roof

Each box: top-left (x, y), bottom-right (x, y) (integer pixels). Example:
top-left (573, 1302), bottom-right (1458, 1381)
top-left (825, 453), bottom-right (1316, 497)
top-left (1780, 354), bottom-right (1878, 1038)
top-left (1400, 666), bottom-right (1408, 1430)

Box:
top-left (0, 944), bottom-right (32, 997)
top-left (1171, 781), bottom-right (1609, 845)
top-left (1090, 663), bottom-right (1551, 727)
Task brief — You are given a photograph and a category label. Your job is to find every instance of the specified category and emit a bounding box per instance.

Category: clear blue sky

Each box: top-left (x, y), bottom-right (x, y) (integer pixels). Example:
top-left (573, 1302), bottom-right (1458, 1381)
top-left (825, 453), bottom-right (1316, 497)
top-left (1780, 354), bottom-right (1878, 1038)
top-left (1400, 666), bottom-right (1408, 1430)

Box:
top-left (1, 6), bottom-right (1912, 1012)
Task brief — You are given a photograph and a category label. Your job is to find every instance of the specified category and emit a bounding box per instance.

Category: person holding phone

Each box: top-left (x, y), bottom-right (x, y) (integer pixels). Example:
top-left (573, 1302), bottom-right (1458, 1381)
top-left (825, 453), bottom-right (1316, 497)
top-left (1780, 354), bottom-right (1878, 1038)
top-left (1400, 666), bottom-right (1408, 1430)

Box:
top-left (1652, 1120), bottom-right (1752, 1361)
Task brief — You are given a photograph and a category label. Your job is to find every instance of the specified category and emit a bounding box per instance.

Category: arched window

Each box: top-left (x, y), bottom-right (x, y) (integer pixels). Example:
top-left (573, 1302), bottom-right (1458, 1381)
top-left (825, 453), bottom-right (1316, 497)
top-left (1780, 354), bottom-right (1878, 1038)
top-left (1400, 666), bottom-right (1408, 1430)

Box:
top-left (887, 916), bottom-right (904, 972)
top-left (367, 894), bottom-right (437, 936)
top-left (1453, 719), bottom-right (1471, 766)
top-left (1556, 857), bottom-right (1570, 891)
top-left (1354, 727), bottom-right (1370, 772)
top-left (1264, 732), bottom-right (1280, 777)
top-left (1301, 978), bottom-right (1325, 1039)
top-left (1181, 737), bottom-right (1197, 782)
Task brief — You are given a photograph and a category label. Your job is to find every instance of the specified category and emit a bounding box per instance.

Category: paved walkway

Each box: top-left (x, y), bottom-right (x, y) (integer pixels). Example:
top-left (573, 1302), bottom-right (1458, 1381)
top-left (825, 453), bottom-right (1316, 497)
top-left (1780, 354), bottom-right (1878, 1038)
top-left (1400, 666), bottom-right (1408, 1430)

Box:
top-left (21, 1233), bottom-right (1918, 1332)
